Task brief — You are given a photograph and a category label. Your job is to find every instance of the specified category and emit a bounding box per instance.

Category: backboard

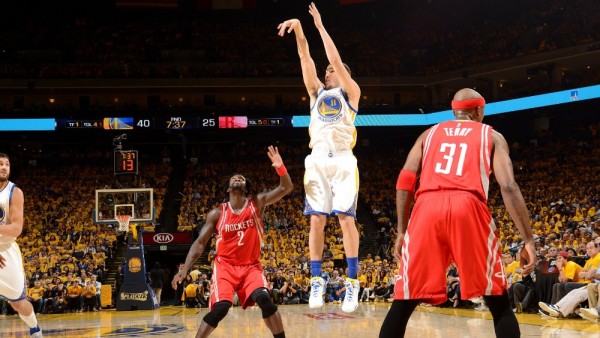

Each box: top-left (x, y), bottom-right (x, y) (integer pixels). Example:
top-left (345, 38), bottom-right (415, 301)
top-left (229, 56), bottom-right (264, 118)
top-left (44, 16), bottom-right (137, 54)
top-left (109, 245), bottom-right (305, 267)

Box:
top-left (94, 188), bottom-right (154, 224)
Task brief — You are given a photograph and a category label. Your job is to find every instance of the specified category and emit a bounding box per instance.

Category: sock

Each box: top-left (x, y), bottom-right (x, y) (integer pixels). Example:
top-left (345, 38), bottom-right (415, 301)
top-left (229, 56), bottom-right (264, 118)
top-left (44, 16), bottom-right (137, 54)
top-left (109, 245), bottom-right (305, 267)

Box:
top-left (484, 291), bottom-right (520, 338)
top-left (347, 257), bottom-right (358, 279)
top-left (19, 312), bottom-right (38, 329)
top-left (310, 260), bottom-right (322, 278)
top-left (274, 332), bottom-right (286, 338)
top-left (379, 300), bottom-right (420, 338)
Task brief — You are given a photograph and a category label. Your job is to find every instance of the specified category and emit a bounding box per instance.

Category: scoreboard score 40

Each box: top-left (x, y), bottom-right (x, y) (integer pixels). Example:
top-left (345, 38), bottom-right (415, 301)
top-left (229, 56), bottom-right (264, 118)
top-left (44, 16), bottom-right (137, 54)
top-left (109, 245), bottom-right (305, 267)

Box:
top-left (56, 116), bottom-right (290, 130)
top-left (114, 150), bottom-right (138, 175)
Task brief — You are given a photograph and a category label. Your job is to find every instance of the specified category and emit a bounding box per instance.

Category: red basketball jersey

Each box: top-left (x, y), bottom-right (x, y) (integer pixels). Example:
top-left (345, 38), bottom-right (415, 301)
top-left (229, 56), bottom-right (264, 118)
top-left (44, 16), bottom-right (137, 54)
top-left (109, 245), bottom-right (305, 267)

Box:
top-left (214, 197), bottom-right (264, 265)
top-left (417, 120), bottom-right (493, 202)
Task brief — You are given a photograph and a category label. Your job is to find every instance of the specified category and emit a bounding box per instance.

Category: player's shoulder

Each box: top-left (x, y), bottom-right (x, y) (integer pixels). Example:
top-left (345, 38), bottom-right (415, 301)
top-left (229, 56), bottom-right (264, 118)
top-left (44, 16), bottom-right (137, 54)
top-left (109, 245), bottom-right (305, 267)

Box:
top-left (414, 128), bottom-right (431, 145)
top-left (206, 207), bottom-right (222, 221)
top-left (8, 183), bottom-right (24, 197)
top-left (490, 128), bottom-right (508, 146)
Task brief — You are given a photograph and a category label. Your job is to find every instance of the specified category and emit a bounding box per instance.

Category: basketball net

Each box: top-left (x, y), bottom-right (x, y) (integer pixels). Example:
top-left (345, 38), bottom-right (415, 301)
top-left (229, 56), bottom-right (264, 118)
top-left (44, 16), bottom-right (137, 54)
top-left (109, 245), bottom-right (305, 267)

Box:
top-left (116, 215), bottom-right (131, 233)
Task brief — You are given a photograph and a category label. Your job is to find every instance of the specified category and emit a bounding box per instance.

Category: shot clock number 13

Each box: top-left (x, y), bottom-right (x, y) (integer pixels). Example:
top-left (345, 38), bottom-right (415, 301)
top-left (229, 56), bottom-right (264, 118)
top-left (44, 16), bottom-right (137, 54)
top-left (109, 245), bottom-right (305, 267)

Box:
top-left (114, 150), bottom-right (138, 175)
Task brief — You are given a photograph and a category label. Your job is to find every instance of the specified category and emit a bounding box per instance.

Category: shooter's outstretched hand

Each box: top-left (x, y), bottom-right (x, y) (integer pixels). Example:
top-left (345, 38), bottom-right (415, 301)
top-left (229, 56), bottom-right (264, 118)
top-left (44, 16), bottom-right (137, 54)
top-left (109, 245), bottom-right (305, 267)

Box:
top-left (277, 19), bottom-right (301, 37)
top-left (308, 2), bottom-right (324, 30)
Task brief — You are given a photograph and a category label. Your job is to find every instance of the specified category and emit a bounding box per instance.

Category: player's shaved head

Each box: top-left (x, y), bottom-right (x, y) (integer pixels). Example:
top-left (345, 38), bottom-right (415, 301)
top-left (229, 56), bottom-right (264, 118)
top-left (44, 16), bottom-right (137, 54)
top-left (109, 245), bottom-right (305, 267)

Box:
top-left (453, 88), bottom-right (483, 101)
top-left (452, 88), bottom-right (485, 122)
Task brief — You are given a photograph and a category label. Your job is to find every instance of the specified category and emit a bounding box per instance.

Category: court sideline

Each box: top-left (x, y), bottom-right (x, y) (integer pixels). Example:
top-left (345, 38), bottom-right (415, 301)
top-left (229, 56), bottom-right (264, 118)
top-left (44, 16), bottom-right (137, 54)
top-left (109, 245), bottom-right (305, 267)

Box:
top-left (1, 303), bottom-right (599, 337)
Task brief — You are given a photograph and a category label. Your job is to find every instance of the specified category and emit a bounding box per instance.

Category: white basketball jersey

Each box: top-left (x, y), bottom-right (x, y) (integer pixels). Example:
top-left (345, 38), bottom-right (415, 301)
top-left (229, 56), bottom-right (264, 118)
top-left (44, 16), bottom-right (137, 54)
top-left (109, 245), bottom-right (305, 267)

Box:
top-left (309, 87), bottom-right (357, 153)
top-left (0, 181), bottom-right (16, 245)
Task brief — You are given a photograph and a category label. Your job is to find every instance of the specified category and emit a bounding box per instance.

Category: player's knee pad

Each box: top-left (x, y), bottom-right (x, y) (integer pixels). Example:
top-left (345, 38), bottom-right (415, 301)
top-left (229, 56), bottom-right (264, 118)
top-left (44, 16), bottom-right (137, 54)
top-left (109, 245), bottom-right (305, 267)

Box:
top-left (202, 301), bottom-right (231, 328)
top-left (251, 288), bottom-right (278, 319)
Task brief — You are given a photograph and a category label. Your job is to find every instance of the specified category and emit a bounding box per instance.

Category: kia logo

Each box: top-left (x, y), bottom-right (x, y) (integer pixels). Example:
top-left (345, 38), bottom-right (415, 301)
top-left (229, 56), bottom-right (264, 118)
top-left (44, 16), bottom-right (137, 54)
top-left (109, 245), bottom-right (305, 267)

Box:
top-left (153, 233), bottom-right (174, 244)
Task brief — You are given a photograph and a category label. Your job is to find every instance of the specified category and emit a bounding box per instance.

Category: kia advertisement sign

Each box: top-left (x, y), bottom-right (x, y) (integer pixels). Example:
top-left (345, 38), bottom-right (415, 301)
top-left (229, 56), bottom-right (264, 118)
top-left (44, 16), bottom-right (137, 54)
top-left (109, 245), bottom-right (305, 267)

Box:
top-left (142, 232), bottom-right (192, 245)
top-left (153, 233), bottom-right (174, 244)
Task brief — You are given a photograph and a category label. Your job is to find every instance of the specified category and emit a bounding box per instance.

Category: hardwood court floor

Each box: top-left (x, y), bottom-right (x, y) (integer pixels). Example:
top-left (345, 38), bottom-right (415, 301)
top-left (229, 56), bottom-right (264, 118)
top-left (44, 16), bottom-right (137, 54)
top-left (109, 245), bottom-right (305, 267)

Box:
top-left (1, 303), bottom-right (599, 337)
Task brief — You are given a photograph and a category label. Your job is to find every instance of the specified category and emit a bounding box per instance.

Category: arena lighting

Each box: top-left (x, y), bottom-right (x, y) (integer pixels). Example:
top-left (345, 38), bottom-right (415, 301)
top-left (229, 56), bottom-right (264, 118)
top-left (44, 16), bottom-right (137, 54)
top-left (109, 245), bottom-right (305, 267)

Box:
top-left (292, 83), bottom-right (600, 127)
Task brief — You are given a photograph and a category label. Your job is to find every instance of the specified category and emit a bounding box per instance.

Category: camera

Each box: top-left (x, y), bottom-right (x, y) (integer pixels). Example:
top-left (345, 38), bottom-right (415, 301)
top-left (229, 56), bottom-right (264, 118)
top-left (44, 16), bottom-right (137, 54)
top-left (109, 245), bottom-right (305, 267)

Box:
top-left (113, 134), bottom-right (128, 149)
top-left (113, 134), bottom-right (127, 142)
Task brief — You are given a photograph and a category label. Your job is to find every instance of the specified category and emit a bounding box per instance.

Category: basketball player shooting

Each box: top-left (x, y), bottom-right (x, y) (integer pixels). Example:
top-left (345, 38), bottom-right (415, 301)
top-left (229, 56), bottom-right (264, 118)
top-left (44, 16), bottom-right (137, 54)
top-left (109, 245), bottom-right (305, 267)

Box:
top-left (277, 2), bottom-right (362, 313)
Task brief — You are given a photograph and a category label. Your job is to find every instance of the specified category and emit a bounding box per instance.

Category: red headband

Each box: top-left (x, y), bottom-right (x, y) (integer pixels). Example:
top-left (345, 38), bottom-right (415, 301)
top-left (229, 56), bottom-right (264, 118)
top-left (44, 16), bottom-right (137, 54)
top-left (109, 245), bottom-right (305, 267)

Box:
top-left (451, 97), bottom-right (486, 109)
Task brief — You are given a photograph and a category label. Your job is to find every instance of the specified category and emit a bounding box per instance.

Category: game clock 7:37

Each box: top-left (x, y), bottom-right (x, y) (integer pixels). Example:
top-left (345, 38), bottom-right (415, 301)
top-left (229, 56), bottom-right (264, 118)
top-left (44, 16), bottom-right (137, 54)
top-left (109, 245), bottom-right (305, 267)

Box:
top-left (160, 116), bottom-right (197, 129)
top-left (161, 117), bottom-right (216, 129)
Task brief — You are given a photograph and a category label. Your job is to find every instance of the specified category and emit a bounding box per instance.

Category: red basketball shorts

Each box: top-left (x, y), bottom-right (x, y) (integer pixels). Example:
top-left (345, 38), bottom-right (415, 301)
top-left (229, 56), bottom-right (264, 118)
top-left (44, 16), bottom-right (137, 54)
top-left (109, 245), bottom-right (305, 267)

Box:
top-left (209, 258), bottom-right (268, 310)
top-left (394, 191), bottom-right (506, 304)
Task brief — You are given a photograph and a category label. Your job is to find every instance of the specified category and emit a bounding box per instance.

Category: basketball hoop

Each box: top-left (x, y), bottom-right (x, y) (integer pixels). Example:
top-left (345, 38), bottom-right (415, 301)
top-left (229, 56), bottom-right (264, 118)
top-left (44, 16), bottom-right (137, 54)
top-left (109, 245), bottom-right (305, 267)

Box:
top-left (116, 215), bottom-right (132, 232)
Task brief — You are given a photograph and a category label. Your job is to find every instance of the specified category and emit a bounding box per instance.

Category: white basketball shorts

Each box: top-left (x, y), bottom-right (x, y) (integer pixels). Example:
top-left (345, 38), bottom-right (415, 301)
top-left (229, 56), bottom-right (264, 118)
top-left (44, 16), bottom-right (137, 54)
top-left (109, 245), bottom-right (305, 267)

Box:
top-left (303, 151), bottom-right (359, 217)
top-left (0, 242), bottom-right (27, 301)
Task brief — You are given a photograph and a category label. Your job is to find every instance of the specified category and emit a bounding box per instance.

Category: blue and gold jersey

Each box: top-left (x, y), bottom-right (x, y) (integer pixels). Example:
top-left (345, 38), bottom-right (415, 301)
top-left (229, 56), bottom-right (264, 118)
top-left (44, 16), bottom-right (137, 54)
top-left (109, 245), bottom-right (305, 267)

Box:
top-left (309, 87), bottom-right (357, 153)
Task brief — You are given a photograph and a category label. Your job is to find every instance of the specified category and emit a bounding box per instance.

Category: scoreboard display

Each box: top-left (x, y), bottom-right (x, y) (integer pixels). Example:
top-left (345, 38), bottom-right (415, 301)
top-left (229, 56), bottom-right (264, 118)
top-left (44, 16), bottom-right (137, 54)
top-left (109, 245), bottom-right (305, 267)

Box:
top-left (5, 85), bottom-right (600, 132)
top-left (53, 116), bottom-right (292, 130)
top-left (114, 150), bottom-right (138, 175)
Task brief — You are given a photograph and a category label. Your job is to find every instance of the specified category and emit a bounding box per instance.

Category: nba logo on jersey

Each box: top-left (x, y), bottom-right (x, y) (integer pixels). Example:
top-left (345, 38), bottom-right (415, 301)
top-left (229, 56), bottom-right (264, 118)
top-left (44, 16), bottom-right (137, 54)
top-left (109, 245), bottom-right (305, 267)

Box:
top-left (317, 95), bottom-right (343, 123)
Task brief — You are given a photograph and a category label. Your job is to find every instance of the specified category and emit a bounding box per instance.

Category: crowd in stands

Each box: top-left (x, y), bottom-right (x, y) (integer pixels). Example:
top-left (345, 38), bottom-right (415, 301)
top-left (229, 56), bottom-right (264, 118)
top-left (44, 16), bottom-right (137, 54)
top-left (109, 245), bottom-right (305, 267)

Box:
top-left (0, 0), bottom-right (598, 80)
top-left (0, 1), bottom-right (597, 118)
top-left (0, 146), bottom-right (170, 315)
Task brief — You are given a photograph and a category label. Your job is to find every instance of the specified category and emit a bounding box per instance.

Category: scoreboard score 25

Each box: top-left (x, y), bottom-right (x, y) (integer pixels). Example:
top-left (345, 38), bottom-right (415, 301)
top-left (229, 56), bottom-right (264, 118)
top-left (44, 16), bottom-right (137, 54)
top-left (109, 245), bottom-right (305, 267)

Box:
top-left (57, 116), bottom-right (290, 130)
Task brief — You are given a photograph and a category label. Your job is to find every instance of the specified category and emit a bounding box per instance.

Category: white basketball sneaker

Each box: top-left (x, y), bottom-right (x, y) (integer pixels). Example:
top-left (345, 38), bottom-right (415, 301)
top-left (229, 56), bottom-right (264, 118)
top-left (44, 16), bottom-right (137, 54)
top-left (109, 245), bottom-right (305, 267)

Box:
top-left (309, 277), bottom-right (325, 308)
top-left (341, 278), bottom-right (360, 313)
top-left (30, 326), bottom-right (43, 337)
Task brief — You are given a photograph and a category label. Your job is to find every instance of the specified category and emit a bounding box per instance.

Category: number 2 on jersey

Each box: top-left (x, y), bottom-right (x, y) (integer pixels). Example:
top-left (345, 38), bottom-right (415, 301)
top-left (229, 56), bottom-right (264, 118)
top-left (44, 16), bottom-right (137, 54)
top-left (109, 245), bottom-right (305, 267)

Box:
top-left (237, 230), bottom-right (245, 246)
top-left (434, 143), bottom-right (467, 176)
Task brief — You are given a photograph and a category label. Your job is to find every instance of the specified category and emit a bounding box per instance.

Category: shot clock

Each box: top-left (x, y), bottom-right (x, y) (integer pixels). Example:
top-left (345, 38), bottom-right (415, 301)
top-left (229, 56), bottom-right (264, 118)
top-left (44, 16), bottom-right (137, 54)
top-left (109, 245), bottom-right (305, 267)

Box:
top-left (114, 150), bottom-right (138, 175)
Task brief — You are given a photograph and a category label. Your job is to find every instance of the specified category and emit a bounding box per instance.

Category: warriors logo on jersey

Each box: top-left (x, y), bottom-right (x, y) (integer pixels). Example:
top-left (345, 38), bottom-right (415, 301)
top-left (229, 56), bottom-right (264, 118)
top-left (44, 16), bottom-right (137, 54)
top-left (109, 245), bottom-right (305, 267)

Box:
top-left (317, 95), bottom-right (343, 123)
top-left (0, 204), bottom-right (5, 223)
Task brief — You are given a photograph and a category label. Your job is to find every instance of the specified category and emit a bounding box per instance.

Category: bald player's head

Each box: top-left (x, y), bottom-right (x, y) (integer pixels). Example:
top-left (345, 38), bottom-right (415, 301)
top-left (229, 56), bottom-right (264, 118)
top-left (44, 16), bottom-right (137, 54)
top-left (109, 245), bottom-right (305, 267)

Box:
top-left (453, 88), bottom-right (482, 101)
top-left (451, 88), bottom-right (485, 122)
